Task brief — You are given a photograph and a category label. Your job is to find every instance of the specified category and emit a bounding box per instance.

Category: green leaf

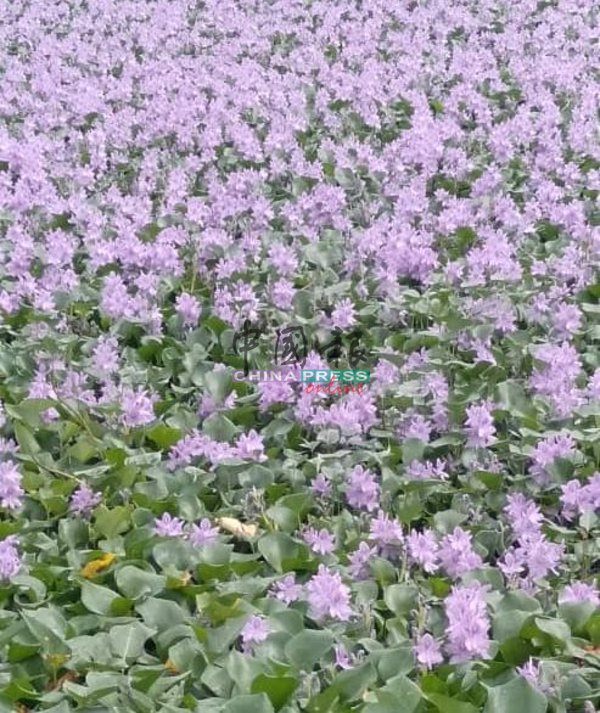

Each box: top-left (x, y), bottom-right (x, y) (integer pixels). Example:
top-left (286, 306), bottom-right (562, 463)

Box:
top-left (363, 674), bottom-right (421, 713)
top-left (532, 617), bottom-right (570, 643)
top-left (13, 421), bottom-right (41, 455)
top-left (499, 636), bottom-right (535, 665)
top-left (69, 634), bottom-right (113, 667)
top-left (11, 575), bottom-right (46, 603)
top-left (146, 423), bottom-right (182, 450)
top-left (284, 630), bottom-right (333, 670)
top-left (223, 693), bottom-right (275, 713)
top-left (153, 538), bottom-right (194, 571)
top-left (5, 398), bottom-right (55, 428)
top-left (205, 370), bottom-right (232, 402)
top-left (483, 677), bottom-right (547, 713)
top-left (68, 436), bottom-right (98, 462)
top-left (370, 557), bottom-right (396, 586)
top-left (251, 674), bottom-right (297, 711)
top-left (370, 645), bottom-right (415, 680)
top-left (560, 674), bottom-right (592, 701)
top-left (397, 491), bottom-right (423, 523)
top-left (20, 607), bottom-right (70, 654)
top-left (203, 413), bottom-right (237, 442)
top-left (329, 662), bottom-right (377, 702)
top-left (384, 584), bottom-right (418, 616)
top-left (257, 532), bottom-right (309, 573)
top-left (108, 622), bottom-right (155, 662)
top-left (433, 509), bottom-right (467, 534)
top-left (137, 597), bottom-right (187, 631)
top-left (401, 438), bottom-right (426, 464)
top-left (586, 612), bottom-right (600, 644)
top-left (558, 602), bottom-right (594, 631)
top-left (426, 693), bottom-right (478, 713)
top-left (168, 637), bottom-right (202, 674)
top-left (115, 565), bottom-right (167, 599)
top-left (495, 380), bottom-right (536, 419)
top-left (497, 591), bottom-right (542, 614)
top-left (493, 610), bottom-right (532, 643)
top-left (81, 580), bottom-right (120, 615)
top-left (94, 504), bottom-right (131, 538)
top-left (474, 470), bottom-right (503, 490)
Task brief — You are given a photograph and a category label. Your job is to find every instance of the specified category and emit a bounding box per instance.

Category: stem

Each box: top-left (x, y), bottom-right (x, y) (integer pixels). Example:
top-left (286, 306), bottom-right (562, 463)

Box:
top-left (31, 456), bottom-right (79, 481)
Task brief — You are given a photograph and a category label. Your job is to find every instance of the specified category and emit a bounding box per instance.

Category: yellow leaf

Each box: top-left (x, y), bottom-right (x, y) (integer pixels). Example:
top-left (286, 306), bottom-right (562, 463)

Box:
top-left (169, 571), bottom-right (193, 587)
top-left (178, 571), bottom-right (193, 585)
top-left (215, 517), bottom-right (258, 538)
top-left (80, 553), bottom-right (116, 578)
top-left (44, 653), bottom-right (70, 671)
top-left (164, 659), bottom-right (177, 673)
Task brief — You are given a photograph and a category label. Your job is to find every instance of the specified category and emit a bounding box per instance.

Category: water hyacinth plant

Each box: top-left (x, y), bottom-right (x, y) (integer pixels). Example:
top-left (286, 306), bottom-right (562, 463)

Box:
top-left (0, 0), bottom-right (599, 711)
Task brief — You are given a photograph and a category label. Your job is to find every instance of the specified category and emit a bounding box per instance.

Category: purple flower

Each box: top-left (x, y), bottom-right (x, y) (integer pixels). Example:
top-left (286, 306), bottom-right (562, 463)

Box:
top-left (269, 574), bottom-right (302, 604)
top-left (188, 518), bottom-right (219, 546)
top-left (553, 302), bottom-right (581, 337)
top-left (234, 430), bottom-right (267, 462)
top-left (348, 541), bottom-right (377, 579)
top-left (271, 278), bottom-right (295, 310)
top-left (0, 536), bottom-right (20, 580)
top-left (153, 513), bottom-right (185, 537)
top-left (303, 527), bottom-right (335, 555)
top-left (268, 244), bottom-right (297, 275)
top-left (310, 473), bottom-right (332, 496)
top-left (345, 465), bottom-right (380, 512)
top-left (119, 387), bottom-right (157, 427)
top-left (530, 343), bottom-right (582, 418)
top-left (438, 527), bottom-right (483, 578)
top-left (464, 401), bottom-right (496, 448)
top-left (310, 391), bottom-right (377, 435)
top-left (588, 369), bottom-right (600, 400)
top-left (241, 615), bottom-right (270, 651)
top-left (445, 582), bottom-right (490, 662)
top-left (560, 480), bottom-right (585, 519)
top-left (175, 292), bottom-right (201, 327)
top-left (371, 358), bottom-right (400, 396)
top-left (91, 336), bottom-right (120, 374)
top-left (0, 461), bottom-right (23, 510)
top-left (402, 414), bottom-right (432, 442)
top-left (69, 484), bottom-right (101, 515)
top-left (516, 532), bottom-right (564, 580)
top-left (414, 633), bottom-right (443, 669)
top-left (334, 644), bottom-right (352, 669)
top-left (529, 434), bottom-right (576, 484)
top-left (407, 529), bottom-right (439, 573)
top-left (559, 582), bottom-right (600, 607)
top-left (504, 493), bottom-right (543, 538)
top-left (498, 549), bottom-right (525, 579)
top-left (560, 473), bottom-right (600, 518)
top-left (306, 565), bottom-right (352, 621)
top-left (516, 658), bottom-right (546, 693)
top-left (369, 511), bottom-right (403, 548)
top-left (198, 391), bottom-right (236, 418)
top-left (0, 439), bottom-right (17, 456)
top-left (406, 459), bottom-right (448, 481)
top-left (330, 299), bottom-right (356, 330)
top-left (258, 379), bottom-right (294, 411)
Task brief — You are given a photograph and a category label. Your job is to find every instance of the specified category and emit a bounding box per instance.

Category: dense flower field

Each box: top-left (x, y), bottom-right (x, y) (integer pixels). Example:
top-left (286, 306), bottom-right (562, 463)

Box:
top-left (0, 0), bottom-right (599, 711)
